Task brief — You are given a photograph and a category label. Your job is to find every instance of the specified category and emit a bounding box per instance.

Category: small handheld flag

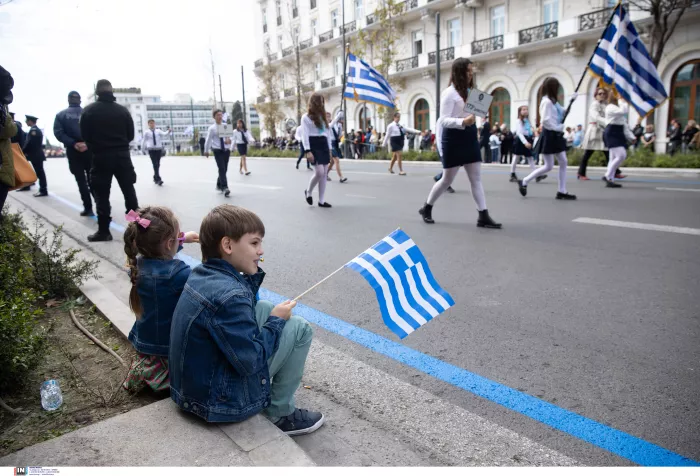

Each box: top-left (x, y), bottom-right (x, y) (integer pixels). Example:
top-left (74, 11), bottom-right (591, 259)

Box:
top-left (588, 3), bottom-right (667, 117)
top-left (345, 229), bottom-right (455, 339)
top-left (344, 53), bottom-right (397, 109)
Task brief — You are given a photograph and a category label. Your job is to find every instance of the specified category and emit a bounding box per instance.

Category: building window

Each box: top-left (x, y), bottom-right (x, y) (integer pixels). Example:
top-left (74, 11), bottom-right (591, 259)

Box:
top-left (331, 9), bottom-right (338, 28)
top-left (491, 5), bottom-right (505, 37)
top-left (278, 35), bottom-right (283, 52)
top-left (311, 18), bottom-right (317, 37)
top-left (315, 63), bottom-right (321, 81)
top-left (335, 56), bottom-right (342, 76)
top-left (279, 73), bottom-right (285, 88)
top-left (310, 0), bottom-right (317, 10)
top-left (605, 0), bottom-right (616, 7)
top-left (489, 88), bottom-right (511, 126)
top-left (543, 0), bottom-right (559, 24)
top-left (412, 30), bottom-right (423, 56)
top-left (670, 59), bottom-right (700, 125)
top-left (354, 0), bottom-right (363, 22)
top-left (446, 18), bottom-right (461, 48)
top-left (264, 39), bottom-right (271, 55)
top-left (275, 0), bottom-right (281, 16)
top-left (414, 99), bottom-right (430, 132)
top-left (358, 105), bottom-right (370, 130)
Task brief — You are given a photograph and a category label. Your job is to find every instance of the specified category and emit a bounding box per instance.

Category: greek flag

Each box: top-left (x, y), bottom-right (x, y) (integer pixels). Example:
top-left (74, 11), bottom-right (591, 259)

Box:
top-left (345, 230), bottom-right (455, 339)
top-left (589, 3), bottom-right (667, 117)
top-left (344, 53), bottom-right (397, 109)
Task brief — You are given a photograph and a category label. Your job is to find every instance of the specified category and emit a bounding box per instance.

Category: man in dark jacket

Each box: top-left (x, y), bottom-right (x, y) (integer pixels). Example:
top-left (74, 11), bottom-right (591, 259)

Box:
top-left (22, 115), bottom-right (48, 197)
top-left (80, 79), bottom-right (138, 242)
top-left (480, 116), bottom-right (492, 163)
top-left (54, 91), bottom-right (93, 216)
top-left (9, 112), bottom-right (25, 145)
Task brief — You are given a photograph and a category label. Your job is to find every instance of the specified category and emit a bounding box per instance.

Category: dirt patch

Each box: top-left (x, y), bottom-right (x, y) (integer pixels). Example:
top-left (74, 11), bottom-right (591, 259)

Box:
top-left (0, 299), bottom-right (162, 457)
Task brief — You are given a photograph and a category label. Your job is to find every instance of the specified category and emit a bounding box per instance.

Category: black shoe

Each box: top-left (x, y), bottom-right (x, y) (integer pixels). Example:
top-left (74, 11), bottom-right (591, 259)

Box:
top-left (518, 180), bottom-right (527, 197)
top-left (87, 230), bottom-right (113, 242)
top-left (296, 163), bottom-right (300, 169)
top-left (157, 179), bottom-right (164, 186)
top-left (80, 209), bottom-right (95, 217)
top-left (536, 174), bottom-right (547, 183)
top-left (274, 408), bottom-right (325, 436)
top-left (17, 186), bottom-right (32, 192)
top-left (318, 202), bottom-right (332, 208)
top-left (33, 191), bottom-right (48, 197)
top-left (224, 188), bottom-right (231, 197)
top-left (419, 203), bottom-right (434, 224)
top-left (477, 209), bottom-right (502, 229)
top-left (605, 179), bottom-right (622, 188)
top-left (245, 172), bottom-right (251, 176)
top-left (340, 177), bottom-right (348, 183)
top-left (556, 192), bottom-right (577, 200)
top-left (447, 186), bottom-right (455, 193)
top-left (509, 173), bottom-right (518, 183)
top-left (305, 190), bottom-right (313, 205)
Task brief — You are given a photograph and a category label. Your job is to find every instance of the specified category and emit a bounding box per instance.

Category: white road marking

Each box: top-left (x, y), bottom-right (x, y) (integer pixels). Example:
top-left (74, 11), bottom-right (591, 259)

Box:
top-left (573, 217), bottom-right (700, 236)
top-left (346, 194), bottom-right (377, 199)
top-left (656, 187), bottom-right (700, 193)
top-left (190, 180), bottom-right (282, 190)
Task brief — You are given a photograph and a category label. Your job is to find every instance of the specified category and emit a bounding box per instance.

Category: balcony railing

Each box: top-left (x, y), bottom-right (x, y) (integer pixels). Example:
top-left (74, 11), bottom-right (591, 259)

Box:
top-left (321, 77), bottom-right (336, 89)
top-left (263, 24), bottom-right (267, 33)
top-left (395, 0), bottom-right (418, 13)
top-left (340, 21), bottom-right (356, 35)
top-left (257, 95), bottom-right (265, 104)
top-left (282, 46), bottom-right (294, 58)
top-left (302, 82), bottom-right (314, 93)
top-left (428, 47), bottom-right (455, 65)
top-left (277, 16), bottom-right (282, 26)
top-left (254, 59), bottom-right (264, 68)
top-left (579, 6), bottom-right (615, 31)
top-left (519, 21), bottom-right (558, 45)
top-left (319, 29), bottom-right (334, 43)
top-left (396, 55), bottom-right (418, 72)
top-left (284, 88), bottom-right (295, 97)
top-left (471, 35), bottom-right (504, 55)
top-left (299, 39), bottom-right (312, 50)
top-left (366, 13), bottom-right (376, 25)
top-left (292, 7), bottom-right (298, 17)
top-left (310, 0), bottom-right (316, 9)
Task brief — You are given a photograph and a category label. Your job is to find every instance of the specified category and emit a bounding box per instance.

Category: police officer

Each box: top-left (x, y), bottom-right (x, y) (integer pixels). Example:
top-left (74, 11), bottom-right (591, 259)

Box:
top-left (22, 115), bottom-right (48, 197)
top-left (80, 79), bottom-right (138, 242)
top-left (54, 91), bottom-right (94, 216)
top-left (9, 112), bottom-right (26, 145)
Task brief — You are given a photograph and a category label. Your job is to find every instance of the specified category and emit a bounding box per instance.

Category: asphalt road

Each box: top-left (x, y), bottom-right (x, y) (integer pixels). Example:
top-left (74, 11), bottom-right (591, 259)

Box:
top-left (16, 154), bottom-right (700, 465)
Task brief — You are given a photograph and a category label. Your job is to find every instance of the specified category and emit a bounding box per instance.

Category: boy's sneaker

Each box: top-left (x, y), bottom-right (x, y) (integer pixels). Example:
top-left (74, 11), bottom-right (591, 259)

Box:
top-left (274, 408), bottom-right (325, 436)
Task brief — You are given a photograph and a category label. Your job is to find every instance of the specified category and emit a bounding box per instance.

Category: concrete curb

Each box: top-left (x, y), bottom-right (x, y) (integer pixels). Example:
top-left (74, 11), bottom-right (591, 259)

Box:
top-left (5, 196), bottom-right (315, 467)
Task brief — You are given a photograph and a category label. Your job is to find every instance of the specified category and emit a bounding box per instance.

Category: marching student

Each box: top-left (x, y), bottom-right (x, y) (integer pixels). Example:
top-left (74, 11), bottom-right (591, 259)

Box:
top-left (204, 109), bottom-right (232, 197)
top-left (382, 112), bottom-right (419, 175)
top-left (517, 77), bottom-right (576, 200)
top-left (233, 119), bottom-right (255, 176)
top-left (510, 106), bottom-right (546, 183)
top-left (326, 111), bottom-right (347, 183)
top-left (578, 87), bottom-right (623, 180)
top-left (602, 92), bottom-right (636, 188)
top-left (141, 119), bottom-right (171, 186)
top-left (295, 125), bottom-right (311, 170)
top-left (301, 93), bottom-right (333, 208)
top-left (419, 58), bottom-right (501, 228)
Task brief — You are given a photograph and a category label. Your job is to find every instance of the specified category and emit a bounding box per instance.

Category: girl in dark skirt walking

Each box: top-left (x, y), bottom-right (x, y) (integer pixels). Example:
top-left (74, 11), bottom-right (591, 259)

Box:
top-left (517, 77), bottom-right (576, 200)
top-left (510, 105), bottom-right (546, 183)
top-left (301, 93), bottom-right (334, 208)
top-left (233, 119), bottom-right (254, 175)
top-left (419, 58), bottom-right (501, 228)
top-left (602, 92), bottom-right (636, 188)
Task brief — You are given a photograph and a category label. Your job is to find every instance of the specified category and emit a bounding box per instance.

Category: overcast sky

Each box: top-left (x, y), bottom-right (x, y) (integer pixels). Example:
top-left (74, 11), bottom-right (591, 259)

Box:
top-left (0, 0), bottom-right (258, 144)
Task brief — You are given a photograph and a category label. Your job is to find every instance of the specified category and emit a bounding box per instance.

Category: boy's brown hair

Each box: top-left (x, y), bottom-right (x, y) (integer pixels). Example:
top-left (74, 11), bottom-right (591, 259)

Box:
top-left (200, 205), bottom-right (265, 261)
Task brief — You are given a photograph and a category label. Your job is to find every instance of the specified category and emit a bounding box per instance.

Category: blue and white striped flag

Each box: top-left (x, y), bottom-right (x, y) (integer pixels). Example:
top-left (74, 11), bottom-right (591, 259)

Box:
top-left (345, 230), bottom-right (455, 339)
top-left (589, 3), bottom-right (667, 117)
top-left (344, 53), bottom-right (397, 109)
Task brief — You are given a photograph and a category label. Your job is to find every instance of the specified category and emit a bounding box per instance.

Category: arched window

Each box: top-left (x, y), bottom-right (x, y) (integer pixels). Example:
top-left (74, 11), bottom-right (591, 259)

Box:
top-left (413, 98), bottom-right (430, 132)
top-left (358, 105), bottom-right (370, 130)
top-left (536, 82), bottom-right (565, 125)
top-left (670, 59), bottom-right (700, 125)
top-left (489, 88), bottom-right (511, 127)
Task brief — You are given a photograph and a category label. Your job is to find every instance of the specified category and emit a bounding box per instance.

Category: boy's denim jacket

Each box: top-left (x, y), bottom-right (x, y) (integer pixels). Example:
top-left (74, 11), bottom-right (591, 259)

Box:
top-left (169, 258), bottom-right (286, 423)
top-left (128, 257), bottom-right (191, 357)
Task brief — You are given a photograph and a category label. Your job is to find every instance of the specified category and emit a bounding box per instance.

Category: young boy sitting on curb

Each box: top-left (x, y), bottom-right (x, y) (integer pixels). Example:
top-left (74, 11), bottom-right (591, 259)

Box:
top-left (169, 204), bottom-right (324, 435)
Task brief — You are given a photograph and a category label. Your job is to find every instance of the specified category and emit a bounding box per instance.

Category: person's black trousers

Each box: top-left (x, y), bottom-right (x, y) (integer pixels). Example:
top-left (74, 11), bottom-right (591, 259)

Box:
top-left (91, 152), bottom-right (139, 231)
top-left (296, 144), bottom-right (310, 168)
top-left (148, 149), bottom-right (162, 182)
top-left (66, 147), bottom-right (93, 211)
top-left (482, 145), bottom-right (492, 163)
top-left (29, 157), bottom-right (48, 193)
top-left (214, 149), bottom-right (230, 190)
top-left (578, 149), bottom-right (620, 177)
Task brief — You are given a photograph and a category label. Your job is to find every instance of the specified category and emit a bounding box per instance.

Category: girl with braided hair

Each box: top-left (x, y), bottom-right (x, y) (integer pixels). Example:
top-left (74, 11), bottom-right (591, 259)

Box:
top-left (122, 206), bottom-right (199, 393)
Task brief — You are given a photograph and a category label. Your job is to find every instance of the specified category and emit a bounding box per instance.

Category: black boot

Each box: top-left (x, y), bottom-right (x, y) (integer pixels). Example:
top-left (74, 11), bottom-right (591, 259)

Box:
top-left (509, 173), bottom-right (518, 183)
top-left (80, 208), bottom-right (95, 217)
top-left (518, 180), bottom-right (527, 197)
top-left (477, 209), bottom-right (502, 229)
top-left (419, 203), bottom-right (434, 224)
top-left (88, 217), bottom-right (112, 242)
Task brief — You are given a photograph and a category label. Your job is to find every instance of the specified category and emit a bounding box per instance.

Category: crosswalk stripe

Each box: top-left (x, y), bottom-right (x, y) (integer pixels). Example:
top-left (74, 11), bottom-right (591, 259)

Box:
top-left (573, 217), bottom-right (700, 236)
top-left (656, 187), bottom-right (700, 193)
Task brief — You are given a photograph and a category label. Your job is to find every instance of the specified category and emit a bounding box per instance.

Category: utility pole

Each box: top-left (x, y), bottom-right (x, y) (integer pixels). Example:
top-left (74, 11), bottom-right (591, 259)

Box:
top-left (210, 48), bottom-right (217, 109)
top-left (435, 12), bottom-right (441, 121)
top-left (341, 0), bottom-right (349, 158)
top-left (169, 107), bottom-right (175, 153)
top-left (219, 74), bottom-right (224, 113)
top-left (190, 97), bottom-right (196, 152)
top-left (241, 66), bottom-right (247, 126)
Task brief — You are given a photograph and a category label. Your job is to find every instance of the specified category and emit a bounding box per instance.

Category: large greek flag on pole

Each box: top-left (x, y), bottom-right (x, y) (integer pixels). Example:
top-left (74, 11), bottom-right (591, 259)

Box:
top-left (345, 230), bottom-right (455, 339)
top-left (344, 53), bottom-right (397, 108)
top-left (589, 3), bottom-right (667, 117)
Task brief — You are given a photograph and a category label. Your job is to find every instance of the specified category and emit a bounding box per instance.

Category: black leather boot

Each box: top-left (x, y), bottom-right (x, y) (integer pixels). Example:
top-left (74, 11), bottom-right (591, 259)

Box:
top-left (88, 217), bottom-right (113, 242)
top-left (419, 203), bottom-right (434, 224)
top-left (477, 209), bottom-right (502, 229)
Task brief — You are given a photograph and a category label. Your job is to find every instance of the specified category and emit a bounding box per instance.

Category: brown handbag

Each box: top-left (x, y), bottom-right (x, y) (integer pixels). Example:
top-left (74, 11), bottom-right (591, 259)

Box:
top-left (9, 143), bottom-right (37, 191)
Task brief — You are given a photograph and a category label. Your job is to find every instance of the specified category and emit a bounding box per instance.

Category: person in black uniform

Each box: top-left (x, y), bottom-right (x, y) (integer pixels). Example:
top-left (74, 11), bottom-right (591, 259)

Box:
top-left (199, 136), bottom-right (206, 156)
top-left (80, 79), bottom-right (139, 242)
top-left (54, 91), bottom-right (94, 216)
top-left (480, 115), bottom-right (492, 163)
top-left (22, 115), bottom-right (48, 197)
top-left (9, 112), bottom-right (26, 146)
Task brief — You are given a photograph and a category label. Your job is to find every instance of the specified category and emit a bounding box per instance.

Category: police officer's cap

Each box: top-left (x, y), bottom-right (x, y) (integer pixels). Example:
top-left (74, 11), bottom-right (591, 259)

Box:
top-left (25, 115), bottom-right (38, 122)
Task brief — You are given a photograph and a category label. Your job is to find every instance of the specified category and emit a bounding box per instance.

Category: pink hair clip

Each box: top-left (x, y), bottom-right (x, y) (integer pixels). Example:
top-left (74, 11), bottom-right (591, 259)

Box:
top-left (177, 231), bottom-right (186, 245)
top-left (125, 210), bottom-right (151, 229)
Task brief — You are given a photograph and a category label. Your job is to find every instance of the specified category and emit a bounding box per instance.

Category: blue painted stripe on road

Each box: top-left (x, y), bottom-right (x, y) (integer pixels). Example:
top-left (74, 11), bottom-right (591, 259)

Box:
top-left (45, 191), bottom-right (699, 467)
top-left (48, 192), bottom-right (126, 233)
top-left (478, 170), bottom-right (700, 185)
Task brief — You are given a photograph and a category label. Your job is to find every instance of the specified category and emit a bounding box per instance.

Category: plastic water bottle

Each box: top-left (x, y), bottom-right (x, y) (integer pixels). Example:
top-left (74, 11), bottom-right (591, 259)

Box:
top-left (40, 380), bottom-right (63, 411)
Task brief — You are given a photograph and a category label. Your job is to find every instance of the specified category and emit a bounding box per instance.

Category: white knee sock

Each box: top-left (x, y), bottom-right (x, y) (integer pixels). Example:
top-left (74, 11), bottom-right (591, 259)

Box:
top-left (319, 164), bottom-right (329, 203)
top-left (527, 156), bottom-right (536, 170)
top-left (522, 154), bottom-right (554, 186)
top-left (556, 152), bottom-right (568, 194)
top-left (427, 167), bottom-right (459, 205)
top-left (465, 162), bottom-right (487, 211)
top-left (308, 164), bottom-right (324, 194)
top-left (606, 147), bottom-right (627, 181)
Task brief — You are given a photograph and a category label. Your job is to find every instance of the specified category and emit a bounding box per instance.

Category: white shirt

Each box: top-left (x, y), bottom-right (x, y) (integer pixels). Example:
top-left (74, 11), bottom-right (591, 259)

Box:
top-left (435, 85), bottom-right (473, 157)
top-left (232, 129), bottom-right (255, 145)
top-left (605, 103), bottom-right (636, 142)
top-left (329, 114), bottom-right (343, 142)
top-left (299, 114), bottom-right (332, 151)
top-left (515, 118), bottom-right (534, 145)
top-left (141, 128), bottom-right (170, 151)
top-left (539, 96), bottom-right (565, 133)
top-left (489, 134), bottom-right (501, 149)
top-left (204, 122), bottom-right (232, 151)
top-left (382, 121), bottom-right (420, 148)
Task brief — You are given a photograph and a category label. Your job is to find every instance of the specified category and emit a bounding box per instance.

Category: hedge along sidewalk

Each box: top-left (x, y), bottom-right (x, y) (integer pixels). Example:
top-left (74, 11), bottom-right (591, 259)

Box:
top-left (4, 196), bottom-right (315, 467)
